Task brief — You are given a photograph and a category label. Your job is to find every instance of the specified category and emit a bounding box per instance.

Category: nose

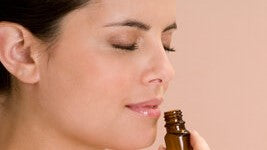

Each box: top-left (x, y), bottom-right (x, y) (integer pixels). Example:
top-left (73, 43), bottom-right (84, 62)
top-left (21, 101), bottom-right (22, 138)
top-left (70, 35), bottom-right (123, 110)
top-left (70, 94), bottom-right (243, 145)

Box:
top-left (142, 45), bottom-right (176, 87)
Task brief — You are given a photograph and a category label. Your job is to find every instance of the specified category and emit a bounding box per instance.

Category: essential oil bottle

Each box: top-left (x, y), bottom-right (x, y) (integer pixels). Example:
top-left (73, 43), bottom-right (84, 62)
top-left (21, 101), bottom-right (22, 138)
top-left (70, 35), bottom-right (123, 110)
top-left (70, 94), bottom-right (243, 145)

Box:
top-left (164, 110), bottom-right (193, 150)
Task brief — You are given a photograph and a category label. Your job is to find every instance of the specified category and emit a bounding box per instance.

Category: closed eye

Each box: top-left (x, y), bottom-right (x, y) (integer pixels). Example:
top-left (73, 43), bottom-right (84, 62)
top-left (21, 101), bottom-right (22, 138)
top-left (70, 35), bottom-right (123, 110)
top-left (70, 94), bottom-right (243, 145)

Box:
top-left (112, 43), bottom-right (176, 52)
top-left (163, 46), bottom-right (176, 52)
top-left (112, 43), bottom-right (138, 51)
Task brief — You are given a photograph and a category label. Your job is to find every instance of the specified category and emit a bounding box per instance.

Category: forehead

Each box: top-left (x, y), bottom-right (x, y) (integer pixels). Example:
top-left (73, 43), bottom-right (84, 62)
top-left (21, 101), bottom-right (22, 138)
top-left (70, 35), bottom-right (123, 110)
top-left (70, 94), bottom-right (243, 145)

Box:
top-left (85, 0), bottom-right (176, 27)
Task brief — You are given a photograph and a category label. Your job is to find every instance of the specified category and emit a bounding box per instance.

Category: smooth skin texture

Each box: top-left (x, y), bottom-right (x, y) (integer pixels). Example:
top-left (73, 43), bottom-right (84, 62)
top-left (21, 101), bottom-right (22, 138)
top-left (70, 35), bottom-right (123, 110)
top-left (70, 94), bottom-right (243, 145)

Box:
top-left (0, 0), bottom-right (211, 149)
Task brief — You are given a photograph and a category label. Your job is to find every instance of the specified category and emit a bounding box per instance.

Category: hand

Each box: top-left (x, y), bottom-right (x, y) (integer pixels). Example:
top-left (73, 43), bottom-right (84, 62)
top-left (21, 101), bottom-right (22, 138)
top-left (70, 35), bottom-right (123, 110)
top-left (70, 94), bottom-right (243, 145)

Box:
top-left (190, 130), bottom-right (211, 150)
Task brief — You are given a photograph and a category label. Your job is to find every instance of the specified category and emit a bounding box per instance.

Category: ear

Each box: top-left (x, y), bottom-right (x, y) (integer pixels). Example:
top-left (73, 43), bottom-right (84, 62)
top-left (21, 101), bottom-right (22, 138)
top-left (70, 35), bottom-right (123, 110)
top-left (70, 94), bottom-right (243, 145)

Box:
top-left (0, 22), bottom-right (40, 84)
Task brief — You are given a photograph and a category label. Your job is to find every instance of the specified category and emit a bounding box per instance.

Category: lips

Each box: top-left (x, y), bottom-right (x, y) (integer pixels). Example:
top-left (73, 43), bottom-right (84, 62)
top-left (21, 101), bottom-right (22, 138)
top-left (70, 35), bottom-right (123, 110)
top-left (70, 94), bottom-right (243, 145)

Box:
top-left (125, 98), bottom-right (163, 118)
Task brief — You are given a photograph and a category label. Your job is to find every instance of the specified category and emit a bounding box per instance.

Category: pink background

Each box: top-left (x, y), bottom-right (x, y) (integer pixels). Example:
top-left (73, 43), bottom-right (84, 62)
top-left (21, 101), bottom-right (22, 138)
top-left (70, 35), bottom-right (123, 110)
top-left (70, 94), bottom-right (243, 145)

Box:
top-left (147, 0), bottom-right (267, 149)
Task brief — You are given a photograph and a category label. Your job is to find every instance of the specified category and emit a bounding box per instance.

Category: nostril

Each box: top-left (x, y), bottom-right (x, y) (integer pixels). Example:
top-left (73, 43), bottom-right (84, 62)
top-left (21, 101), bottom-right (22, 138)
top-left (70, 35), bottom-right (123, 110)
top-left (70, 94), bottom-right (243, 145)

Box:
top-left (149, 78), bottom-right (163, 83)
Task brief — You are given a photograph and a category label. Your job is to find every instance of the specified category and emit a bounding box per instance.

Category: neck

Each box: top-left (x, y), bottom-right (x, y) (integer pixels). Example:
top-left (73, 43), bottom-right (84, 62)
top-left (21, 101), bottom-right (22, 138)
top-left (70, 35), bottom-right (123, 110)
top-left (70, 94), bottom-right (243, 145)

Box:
top-left (0, 93), bottom-right (105, 150)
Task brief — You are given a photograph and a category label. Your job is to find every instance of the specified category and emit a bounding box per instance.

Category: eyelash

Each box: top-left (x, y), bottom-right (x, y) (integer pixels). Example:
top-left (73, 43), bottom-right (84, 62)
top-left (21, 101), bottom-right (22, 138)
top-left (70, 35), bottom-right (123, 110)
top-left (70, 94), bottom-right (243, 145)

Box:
top-left (112, 43), bottom-right (176, 52)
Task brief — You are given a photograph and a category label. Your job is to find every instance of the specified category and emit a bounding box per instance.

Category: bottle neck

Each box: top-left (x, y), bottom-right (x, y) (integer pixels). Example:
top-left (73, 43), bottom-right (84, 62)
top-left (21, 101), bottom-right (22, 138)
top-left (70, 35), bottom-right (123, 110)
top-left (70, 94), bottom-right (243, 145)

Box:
top-left (164, 110), bottom-right (188, 134)
top-left (165, 122), bottom-right (186, 134)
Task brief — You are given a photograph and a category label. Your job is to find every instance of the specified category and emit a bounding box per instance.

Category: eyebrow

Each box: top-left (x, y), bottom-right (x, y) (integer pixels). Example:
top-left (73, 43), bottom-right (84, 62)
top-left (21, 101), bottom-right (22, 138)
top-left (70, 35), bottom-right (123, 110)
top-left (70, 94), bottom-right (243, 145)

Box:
top-left (103, 19), bottom-right (177, 32)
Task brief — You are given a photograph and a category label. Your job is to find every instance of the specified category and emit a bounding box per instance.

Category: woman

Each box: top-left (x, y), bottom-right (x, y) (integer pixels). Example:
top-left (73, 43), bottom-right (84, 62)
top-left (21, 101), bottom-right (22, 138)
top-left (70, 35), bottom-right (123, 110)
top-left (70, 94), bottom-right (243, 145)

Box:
top-left (0, 0), bottom-right (211, 149)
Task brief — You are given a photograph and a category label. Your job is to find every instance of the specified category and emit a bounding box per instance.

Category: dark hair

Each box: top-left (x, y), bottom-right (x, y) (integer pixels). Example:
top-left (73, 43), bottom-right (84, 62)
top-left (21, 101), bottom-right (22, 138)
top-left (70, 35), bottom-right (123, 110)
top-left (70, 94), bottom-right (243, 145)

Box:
top-left (0, 0), bottom-right (90, 93)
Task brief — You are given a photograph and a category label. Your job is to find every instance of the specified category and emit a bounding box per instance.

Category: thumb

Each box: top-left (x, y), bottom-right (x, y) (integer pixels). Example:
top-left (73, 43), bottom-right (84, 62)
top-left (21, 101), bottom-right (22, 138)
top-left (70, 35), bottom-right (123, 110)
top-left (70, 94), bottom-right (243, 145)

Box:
top-left (190, 129), bottom-right (211, 150)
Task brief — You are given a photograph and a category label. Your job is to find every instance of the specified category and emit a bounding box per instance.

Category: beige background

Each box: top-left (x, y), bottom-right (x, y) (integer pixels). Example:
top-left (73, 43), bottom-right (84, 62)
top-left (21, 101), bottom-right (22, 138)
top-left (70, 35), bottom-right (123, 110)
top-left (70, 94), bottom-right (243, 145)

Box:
top-left (147, 0), bottom-right (267, 150)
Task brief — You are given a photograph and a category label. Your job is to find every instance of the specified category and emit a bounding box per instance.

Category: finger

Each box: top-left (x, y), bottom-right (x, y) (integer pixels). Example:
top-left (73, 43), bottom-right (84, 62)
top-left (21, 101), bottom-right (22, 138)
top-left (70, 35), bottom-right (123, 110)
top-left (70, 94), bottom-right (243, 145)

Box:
top-left (190, 130), bottom-right (211, 150)
top-left (158, 144), bottom-right (166, 150)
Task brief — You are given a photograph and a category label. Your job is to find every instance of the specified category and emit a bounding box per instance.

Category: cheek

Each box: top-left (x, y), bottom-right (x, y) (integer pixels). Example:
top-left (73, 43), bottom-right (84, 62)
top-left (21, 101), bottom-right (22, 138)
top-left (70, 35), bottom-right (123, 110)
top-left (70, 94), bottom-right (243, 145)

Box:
top-left (38, 34), bottom-right (158, 148)
top-left (38, 46), bottom-right (138, 143)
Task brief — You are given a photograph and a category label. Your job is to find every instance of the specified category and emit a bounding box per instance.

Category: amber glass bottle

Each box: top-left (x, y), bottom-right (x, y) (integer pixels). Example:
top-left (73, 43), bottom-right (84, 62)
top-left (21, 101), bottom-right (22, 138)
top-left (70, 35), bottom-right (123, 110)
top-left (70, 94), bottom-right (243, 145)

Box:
top-left (164, 110), bottom-right (193, 150)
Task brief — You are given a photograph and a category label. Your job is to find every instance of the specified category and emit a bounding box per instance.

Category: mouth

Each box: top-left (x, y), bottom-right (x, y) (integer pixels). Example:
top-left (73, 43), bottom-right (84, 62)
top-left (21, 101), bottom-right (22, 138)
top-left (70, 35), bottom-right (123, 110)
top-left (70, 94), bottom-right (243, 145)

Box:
top-left (125, 98), bottom-right (163, 118)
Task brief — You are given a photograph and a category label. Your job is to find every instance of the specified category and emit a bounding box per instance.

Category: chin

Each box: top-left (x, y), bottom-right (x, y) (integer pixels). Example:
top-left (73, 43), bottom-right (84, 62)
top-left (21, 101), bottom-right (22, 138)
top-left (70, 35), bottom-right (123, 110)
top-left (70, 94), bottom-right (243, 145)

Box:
top-left (107, 126), bottom-right (157, 150)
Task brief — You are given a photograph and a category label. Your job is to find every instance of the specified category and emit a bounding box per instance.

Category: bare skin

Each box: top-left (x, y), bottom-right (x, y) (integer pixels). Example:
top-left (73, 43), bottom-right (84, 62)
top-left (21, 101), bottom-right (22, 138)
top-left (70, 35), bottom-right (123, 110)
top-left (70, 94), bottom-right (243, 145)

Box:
top-left (0, 0), bottom-right (211, 149)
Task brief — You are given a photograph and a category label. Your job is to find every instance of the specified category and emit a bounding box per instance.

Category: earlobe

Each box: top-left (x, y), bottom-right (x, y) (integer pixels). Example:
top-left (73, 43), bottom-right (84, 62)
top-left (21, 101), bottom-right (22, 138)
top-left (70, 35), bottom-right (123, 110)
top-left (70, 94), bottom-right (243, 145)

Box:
top-left (0, 23), bottom-right (40, 84)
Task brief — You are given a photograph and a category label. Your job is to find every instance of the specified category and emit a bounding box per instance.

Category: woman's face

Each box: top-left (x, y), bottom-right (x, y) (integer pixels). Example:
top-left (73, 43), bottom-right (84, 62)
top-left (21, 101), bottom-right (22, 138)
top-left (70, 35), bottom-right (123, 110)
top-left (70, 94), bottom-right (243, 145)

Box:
top-left (36, 0), bottom-right (176, 149)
